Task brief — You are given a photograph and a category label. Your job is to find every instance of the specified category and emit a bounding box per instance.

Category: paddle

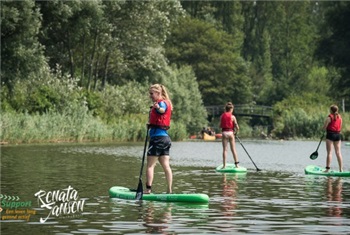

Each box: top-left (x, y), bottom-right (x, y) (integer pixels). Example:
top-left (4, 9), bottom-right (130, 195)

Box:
top-left (310, 133), bottom-right (325, 160)
top-left (235, 135), bottom-right (262, 171)
top-left (135, 108), bottom-right (151, 200)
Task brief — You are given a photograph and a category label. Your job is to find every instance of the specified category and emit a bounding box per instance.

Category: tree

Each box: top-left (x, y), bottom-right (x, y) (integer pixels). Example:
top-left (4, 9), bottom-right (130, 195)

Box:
top-left (160, 65), bottom-right (208, 134)
top-left (1, 0), bottom-right (46, 95)
top-left (165, 17), bottom-right (252, 106)
top-left (241, 1), bottom-right (319, 104)
top-left (316, 1), bottom-right (350, 99)
top-left (36, 0), bottom-right (185, 90)
top-left (36, 0), bottom-right (105, 86)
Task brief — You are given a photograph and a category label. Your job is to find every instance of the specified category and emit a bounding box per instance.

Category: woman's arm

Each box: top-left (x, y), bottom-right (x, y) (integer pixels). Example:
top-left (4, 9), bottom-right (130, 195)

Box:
top-left (232, 115), bottom-right (239, 133)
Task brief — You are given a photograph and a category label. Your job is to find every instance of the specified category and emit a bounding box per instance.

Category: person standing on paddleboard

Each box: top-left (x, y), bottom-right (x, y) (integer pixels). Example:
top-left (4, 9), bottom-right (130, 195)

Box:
top-left (220, 102), bottom-right (240, 169)
top-left (323, 104), bottom-right (343, 172)
top-left (145, 84), bottom-right (173, 194)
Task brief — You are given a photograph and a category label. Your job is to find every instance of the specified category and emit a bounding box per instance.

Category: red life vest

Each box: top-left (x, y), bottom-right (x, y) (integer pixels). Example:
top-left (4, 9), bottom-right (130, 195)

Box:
top-left (149, 99), bottom-right (172, 129)
top-left (220, 112), bottom-right (234, 131)
top-left (327, 114), bottom-right (342, 132)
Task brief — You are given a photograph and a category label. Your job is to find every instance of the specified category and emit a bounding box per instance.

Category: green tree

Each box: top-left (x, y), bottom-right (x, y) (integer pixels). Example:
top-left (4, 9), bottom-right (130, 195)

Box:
top-left (102, 0), bottom-right (185, 86)
top-left (36, 0), bottom-right (184, 90)
top-left (1, 0), bottom-right (46, 95)
top-left (241, 2), bottom-right (274, 105)
top-left (36, 0), bottom-right (105, 87)
top-left (241, 1), bottom-right (320, 104)
top-left (316, 1), bottom-right (350, 100)
top-left (165, 17), bottom-right (252, 106)
top-left (160, 65), bottom-right (208, 134)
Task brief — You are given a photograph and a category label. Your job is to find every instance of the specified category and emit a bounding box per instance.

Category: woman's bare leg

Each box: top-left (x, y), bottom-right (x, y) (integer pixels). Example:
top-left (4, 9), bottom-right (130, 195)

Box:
top-left (333, 141), bottom-right (343, 172)
top-left (229, 135), bottom-right (239, 167)
top-left (222, 136), bottom-right (228, 168)
top-left (159, 155), bottom-right (172, 193)
top-left (325, 139), bottom-right (333, 172)
top-left (145, 156), bottom-right (158, 193)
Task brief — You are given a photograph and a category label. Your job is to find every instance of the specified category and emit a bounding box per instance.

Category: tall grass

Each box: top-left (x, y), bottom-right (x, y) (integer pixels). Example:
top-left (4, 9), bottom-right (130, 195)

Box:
top-left (0, 108), bottom-right (188, 144)
top-left (2, 109), bottom-right (348, 143)
top-left (1, 111), bottom-right (108, 144)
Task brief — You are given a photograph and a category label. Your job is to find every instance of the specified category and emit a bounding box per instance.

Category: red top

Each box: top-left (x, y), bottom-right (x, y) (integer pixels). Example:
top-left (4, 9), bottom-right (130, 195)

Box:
top-left (220, 112), bottom-right (234, 131)
top-left (327, 114), bottom-right (342, 133)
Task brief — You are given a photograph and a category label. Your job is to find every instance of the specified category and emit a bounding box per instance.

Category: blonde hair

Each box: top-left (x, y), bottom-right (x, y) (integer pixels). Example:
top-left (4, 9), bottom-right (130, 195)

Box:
top-left (225, 102), bottom-right (234, 112)
top-left (330, 104), bottom-right (339, 120)
top-left (150, 84), bottom-right (173, 110)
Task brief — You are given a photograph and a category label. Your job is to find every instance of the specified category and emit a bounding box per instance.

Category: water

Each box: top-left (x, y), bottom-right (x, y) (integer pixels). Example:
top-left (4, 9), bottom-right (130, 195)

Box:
top-left (1, 140), bottom-right (350, 234)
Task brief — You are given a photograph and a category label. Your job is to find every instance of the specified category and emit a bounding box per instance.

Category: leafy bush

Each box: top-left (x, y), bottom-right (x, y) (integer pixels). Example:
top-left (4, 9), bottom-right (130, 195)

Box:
top-left (272, 93), bottom-right (333, 139)
top-left (97, 82), bottom-right (150, 124)
top-left (5, 66), bottom-right (84, 114)
top-left (0, 64), bottom-right (211, 143)
top-left (158, 65), bottom-right (208, 134)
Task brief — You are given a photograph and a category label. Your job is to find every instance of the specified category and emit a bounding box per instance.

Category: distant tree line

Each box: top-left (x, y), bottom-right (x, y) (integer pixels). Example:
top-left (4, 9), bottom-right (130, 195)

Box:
top-left (1, 0), bottom-right (350, 140)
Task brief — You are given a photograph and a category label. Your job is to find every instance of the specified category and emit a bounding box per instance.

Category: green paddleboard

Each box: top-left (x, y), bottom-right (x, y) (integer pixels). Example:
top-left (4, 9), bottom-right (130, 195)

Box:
top-left (109, 186), bottom-right (209, 203)
top-left (215, 164), bottom-right (247, 173)
top-left (304, 165), bottom-right (350, 177)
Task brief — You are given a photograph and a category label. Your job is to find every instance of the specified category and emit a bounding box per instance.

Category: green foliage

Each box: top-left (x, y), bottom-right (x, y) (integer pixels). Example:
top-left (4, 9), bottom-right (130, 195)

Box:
top-left (234, 118), bottom-right (252, 138)
top-left (84, 90), bottom-right (104, 117)
top-left (272, 93), bottom-right (332, 139)
top-left (1, 0), bottom-right (47, 93)
top-left (1, 103), bottom-right (97, 143)
top-left (165, 16), bottom-right (252, 105)
top-left (0, 63), bottom-right (208, 142)
top-left (304, 66), bottom-right (331, 96)
top-left (159, 65), bottom-right (208, 134)
top-left (6, 66), bottom-right (83, 114)
top-left (2, 0), bottom-right (350, 143)
top-left (0, 108), bottom-right (189, 144)
top-left (168, 122), bottom-right (188, 141)
top-left (240, 1), bottom-right (321, 104)
top-left (341, 113), bottom-right (350, 141)
top-left (35, 0), bottom-right (185, 89)
top-left (96, 82), bottom-right (149, 123)
top-left (316, 1), bottom-right (350, 98)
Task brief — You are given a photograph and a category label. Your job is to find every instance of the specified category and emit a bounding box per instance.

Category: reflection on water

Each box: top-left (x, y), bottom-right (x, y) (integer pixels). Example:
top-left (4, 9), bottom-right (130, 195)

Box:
top-left (143, 202), bottom-right (172, 233)
top-left (1, 141), bottom-right (350, 234)
top-left (220, 174), bottom-right (239, 217)
top-left (325, 177), bottom-right (343, 218)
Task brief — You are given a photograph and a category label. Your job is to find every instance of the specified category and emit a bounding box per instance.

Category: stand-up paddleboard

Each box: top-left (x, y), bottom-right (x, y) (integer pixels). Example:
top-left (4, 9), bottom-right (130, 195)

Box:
top-left (215, 164), bottom-right (247, 173)
top-left (304, 165), bottom-right (350, 177)
top-left (345, 142), bottom-right (350, 146)
top-left (109, 186), bottom-right (209, 203)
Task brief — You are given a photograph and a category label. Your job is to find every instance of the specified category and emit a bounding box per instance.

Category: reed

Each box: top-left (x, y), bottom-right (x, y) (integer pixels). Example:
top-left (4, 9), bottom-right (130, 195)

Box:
top-left (0, 110), bottom-right (187, 144)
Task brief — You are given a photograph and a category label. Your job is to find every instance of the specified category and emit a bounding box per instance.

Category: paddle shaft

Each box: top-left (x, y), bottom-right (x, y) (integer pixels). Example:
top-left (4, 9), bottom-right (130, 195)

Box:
top-left (315, 133), bottom-right (324, 151)
top-left (135, 108), bottom-right (152, 200)
top-left (236, 135), bottom-right (261, 171)
top-left (139, 127), bottom-right (149, 179)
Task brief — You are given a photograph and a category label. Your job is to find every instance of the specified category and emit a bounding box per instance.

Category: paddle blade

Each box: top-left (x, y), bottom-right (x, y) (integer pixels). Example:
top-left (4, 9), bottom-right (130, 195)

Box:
top-left (310, 151), bottom-right (318, 160)
top-left (135, 179), bottom-right (143, 200)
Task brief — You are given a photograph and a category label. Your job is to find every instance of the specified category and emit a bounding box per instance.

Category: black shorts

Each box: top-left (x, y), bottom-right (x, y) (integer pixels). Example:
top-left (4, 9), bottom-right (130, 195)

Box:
top-left (326, 132), bottom-right (341, 141)
top-left (147, 136), bottom-right (171, 156)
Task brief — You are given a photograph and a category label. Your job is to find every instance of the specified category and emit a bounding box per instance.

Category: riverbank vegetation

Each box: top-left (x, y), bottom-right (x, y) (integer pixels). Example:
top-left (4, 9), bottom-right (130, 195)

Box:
top-left (1, 1), bottom-right (350, 144)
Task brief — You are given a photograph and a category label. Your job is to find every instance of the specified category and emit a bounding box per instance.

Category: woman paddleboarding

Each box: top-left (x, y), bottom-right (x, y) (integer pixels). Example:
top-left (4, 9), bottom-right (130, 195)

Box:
top-left (323, 104), bottom-right (343, 172)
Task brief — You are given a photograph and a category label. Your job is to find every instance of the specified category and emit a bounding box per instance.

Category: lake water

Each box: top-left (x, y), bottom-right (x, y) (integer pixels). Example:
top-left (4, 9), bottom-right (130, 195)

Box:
top-left (1, 139), bottom-right (350, 234)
